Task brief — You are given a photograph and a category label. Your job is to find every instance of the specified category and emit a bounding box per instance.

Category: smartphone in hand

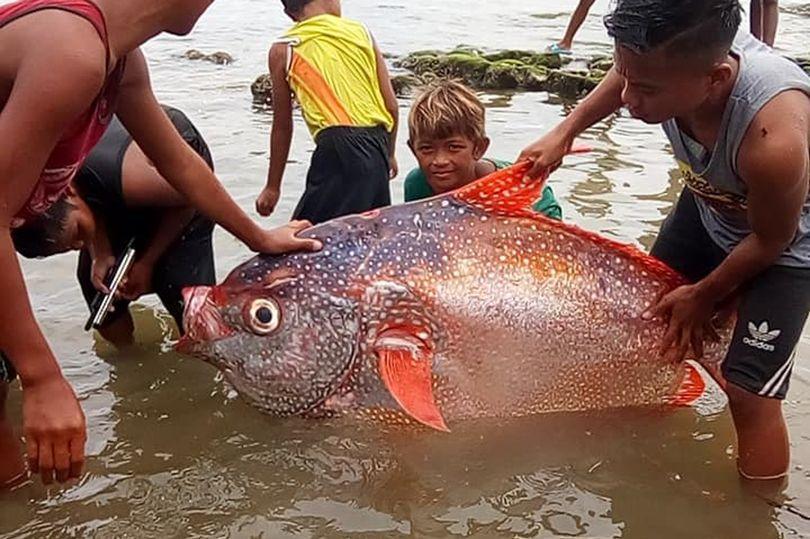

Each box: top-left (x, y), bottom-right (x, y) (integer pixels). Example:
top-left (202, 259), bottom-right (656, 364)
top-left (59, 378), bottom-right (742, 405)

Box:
top-left (84, 239), bottom-right (136, 331)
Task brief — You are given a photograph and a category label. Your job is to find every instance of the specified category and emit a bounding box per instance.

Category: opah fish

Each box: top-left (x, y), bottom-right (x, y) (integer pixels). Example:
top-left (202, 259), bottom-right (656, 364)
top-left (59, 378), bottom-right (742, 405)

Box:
top-left (177, 162), bottom-right (729, 431)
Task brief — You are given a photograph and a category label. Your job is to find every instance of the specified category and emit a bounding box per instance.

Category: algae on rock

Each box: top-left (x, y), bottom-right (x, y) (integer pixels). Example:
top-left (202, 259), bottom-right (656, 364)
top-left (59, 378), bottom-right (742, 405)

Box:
top-left (184, 49), bottom-right (234, 65)
top-left (251, 74), bottom-right (273, 105)
top-left (395, 47), bottom-right (595, 99)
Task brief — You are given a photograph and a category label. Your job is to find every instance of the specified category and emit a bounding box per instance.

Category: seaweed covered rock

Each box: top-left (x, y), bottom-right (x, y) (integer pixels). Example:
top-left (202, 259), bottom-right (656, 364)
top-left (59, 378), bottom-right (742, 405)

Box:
top-left (397, 47), bottom-right (566, 92)
top-left (251, 73), bottom-right (273, 105)
top-left (481, 49), bottom-right (565, 69)
top-left (546, 70), bottom-right (600, 99)
top-left (395, 46), bottom-right (601, 99)
top-left (390, 74), bottom-right (423, 97)
top-left (184, 49), bottom-right (234, 65)
top-left (482, 60), bottom-right (549, 90)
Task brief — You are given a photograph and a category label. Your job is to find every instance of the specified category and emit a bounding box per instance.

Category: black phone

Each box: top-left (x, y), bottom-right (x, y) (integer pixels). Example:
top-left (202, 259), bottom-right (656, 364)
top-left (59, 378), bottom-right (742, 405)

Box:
top-left (84, 239), bottom-right (137, 331)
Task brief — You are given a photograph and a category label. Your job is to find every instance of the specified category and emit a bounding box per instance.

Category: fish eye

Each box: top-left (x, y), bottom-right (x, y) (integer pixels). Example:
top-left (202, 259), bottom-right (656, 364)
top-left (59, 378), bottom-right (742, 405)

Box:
top-left (245, 298), bottom-right (281, 335)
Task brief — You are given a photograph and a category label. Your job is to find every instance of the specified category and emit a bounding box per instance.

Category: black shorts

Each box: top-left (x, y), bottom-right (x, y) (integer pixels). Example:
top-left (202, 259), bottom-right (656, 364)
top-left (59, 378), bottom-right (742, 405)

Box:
top-left (292, 126), bottom-right (391, 224)
top-left (651, 189), bottom-right (810, 399)
top-left (78, 216), bottom-right (216, 332)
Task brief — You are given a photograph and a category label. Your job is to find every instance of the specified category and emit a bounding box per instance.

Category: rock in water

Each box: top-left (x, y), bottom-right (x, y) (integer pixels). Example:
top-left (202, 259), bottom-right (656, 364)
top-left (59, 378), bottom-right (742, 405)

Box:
top-left (183, 49), bottom-right (234, 65)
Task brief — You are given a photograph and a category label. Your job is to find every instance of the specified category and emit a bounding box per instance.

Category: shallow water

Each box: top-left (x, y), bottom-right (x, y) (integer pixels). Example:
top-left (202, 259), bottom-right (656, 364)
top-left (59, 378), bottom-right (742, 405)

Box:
top-left (2, 0), bottom-right (810, 537)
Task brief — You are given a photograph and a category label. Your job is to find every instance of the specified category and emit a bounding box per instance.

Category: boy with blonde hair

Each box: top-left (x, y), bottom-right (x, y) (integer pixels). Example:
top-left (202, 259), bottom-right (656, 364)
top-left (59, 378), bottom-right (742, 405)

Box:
top-left (405, 80), bottom-right (561, 218)
top-left (256, 0), bottom-right (399, 224)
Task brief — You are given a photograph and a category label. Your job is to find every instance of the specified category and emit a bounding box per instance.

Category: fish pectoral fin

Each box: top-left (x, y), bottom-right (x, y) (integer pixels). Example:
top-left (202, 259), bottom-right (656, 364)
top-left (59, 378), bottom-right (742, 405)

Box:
top-left (663, 361), bottom-right (707, 407)
top-left (374, 332), bottom-right (449, 433)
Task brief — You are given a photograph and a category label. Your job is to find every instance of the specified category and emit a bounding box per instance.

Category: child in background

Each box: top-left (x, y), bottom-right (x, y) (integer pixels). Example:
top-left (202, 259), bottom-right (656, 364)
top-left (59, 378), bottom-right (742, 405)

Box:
top-left (546, 0), bottom-right (597, 55)
top-left (404, 81), bottom-right (562, 219)
top-left (256, 0), bottom-right (399, 224)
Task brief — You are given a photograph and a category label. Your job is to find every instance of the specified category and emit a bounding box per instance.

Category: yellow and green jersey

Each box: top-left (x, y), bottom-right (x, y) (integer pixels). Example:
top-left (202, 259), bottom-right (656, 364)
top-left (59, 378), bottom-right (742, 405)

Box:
top-left (281, 14), bottom-right (394, 138)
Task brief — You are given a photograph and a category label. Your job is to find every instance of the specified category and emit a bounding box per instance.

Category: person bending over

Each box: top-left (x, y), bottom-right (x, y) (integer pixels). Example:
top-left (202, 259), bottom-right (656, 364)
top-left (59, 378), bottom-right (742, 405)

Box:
top-left (520, 0), bottom-right (810, 481)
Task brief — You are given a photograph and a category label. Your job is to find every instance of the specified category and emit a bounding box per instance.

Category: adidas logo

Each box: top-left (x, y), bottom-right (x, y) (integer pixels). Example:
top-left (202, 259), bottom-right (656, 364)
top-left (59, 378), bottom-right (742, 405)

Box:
top-left (742, 321), bottom-right (781, 352)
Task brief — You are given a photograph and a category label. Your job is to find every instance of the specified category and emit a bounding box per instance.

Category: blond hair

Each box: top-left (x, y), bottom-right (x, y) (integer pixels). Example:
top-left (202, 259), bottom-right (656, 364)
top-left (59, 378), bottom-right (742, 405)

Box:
top-left (408, 80), bottom-right (486, 143)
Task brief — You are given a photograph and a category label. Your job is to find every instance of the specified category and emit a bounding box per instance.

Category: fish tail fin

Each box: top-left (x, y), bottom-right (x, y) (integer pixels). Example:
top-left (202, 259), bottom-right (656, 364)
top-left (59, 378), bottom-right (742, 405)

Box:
top-left (664, 361), bottom-right (707, 407)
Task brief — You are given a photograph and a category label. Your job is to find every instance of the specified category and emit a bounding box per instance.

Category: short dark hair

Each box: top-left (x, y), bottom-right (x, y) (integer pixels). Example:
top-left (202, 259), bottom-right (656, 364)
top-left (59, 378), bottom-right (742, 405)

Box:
top-left (11, 195), bottom-right (76, 259)
top-left (281, 0), bottom-right (315, 15)
top-left (604, 0), bottom-right (742, 62)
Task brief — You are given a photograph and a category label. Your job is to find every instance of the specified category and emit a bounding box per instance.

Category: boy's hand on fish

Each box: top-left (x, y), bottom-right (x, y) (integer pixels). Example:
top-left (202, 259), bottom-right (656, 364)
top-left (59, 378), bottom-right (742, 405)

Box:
top-left (643, 284), bottom-right (719, 362)
top-left (250, 220), bottom-right (322, 254)
top-left (389, 156), bottom-right (399, 180)
top-left (90, 252), bottom-right (117, 294)
top-left (22, 374), bottom-right (86, 484)
top-left (256, 186), bottom-right (281, 217)
top-left (518, 129), bottom-right (574, 181)
top-left (118, 260), bottom-right (154, 301)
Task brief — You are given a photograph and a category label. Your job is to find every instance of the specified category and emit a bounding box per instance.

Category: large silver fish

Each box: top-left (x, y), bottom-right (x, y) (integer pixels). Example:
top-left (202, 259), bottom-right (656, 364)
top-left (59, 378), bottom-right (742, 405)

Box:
top-left (177, 162), bottom-right (729, 431)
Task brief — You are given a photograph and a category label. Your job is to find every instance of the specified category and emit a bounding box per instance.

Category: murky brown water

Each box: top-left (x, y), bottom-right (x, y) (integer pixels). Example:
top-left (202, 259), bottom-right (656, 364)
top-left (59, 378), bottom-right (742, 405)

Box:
top-left (2, 1), bottom-right (810, 537)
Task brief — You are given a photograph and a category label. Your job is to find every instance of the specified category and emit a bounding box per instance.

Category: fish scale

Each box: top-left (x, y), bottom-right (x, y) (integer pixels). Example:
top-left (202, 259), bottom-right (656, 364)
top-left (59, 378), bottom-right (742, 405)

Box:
top-left (178, 162), bottom-right (732, 430)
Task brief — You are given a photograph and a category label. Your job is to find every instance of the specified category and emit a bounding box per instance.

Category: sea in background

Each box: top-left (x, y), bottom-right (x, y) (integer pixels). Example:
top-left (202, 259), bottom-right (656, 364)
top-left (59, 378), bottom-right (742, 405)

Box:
top-left (2, 1), bottom-right (809, 537)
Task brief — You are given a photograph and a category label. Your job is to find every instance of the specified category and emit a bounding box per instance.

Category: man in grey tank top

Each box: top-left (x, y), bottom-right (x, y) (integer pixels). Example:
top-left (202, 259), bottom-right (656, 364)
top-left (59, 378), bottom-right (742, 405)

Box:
top-left (520, 0), bottom-right (810, 482)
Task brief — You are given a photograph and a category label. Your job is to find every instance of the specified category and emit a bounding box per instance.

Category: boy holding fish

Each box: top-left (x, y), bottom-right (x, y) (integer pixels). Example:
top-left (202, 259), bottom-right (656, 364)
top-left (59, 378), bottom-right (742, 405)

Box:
top-left (404, 80), bottom-right (562, 220)
top-left (255, 0), bottom-right (400, 224)
top-left (520, 0), bottom-right (810, 480)
top-left (0, 0), bottom-right (318, 488)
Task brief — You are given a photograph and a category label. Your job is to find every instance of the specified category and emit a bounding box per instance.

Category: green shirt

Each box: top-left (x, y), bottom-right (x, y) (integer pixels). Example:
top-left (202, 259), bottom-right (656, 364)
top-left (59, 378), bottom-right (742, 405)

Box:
top-left (403, 158), bottom-right (563, 220)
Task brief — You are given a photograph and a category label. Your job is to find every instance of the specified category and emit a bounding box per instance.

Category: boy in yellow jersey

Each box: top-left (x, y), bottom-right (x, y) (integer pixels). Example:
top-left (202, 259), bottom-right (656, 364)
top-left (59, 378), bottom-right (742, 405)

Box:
top-left (256, 0), bottom-right (399, 224)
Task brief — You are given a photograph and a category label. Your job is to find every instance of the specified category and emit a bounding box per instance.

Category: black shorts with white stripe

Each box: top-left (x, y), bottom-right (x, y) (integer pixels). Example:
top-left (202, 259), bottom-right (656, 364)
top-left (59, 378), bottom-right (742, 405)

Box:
top-left (721, 264), bottom-right (809, 399)
top-left (652, 189), bottom-right (810, 400)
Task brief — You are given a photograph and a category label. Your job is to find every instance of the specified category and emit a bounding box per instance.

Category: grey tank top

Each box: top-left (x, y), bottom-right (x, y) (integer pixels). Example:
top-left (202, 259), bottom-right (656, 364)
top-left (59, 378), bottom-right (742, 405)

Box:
top-left (662, 31), bottom-right (810, 268)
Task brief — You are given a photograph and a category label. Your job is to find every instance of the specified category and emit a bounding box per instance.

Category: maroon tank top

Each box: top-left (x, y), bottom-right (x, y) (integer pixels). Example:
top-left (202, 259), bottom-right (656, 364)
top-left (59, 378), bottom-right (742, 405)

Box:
top-left (0, 0), bottom-right (125, 227)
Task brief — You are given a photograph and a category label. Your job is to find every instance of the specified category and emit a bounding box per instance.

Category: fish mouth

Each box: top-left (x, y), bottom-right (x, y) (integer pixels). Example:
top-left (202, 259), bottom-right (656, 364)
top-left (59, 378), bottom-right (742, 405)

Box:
top-left (176, 286), bottom-right (234, 354)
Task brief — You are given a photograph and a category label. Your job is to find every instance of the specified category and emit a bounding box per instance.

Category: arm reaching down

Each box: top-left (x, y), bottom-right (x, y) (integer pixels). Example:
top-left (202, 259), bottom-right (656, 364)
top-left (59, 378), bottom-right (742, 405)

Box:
top-left (0, 16), bottom-right (110, 483)
top-left (257, 42), bottom-right (295, 217)
top-left (115, 49), bottom-right (320, 253)
top-left (372, 36), bottom-right (400, 178)
top-left (519, 68), bottom-right (624, 179)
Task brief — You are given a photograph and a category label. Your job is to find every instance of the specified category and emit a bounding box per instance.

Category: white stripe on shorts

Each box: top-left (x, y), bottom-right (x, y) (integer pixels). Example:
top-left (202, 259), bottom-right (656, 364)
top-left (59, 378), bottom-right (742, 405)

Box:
top-left (759, 353), bottom-right (795, 398)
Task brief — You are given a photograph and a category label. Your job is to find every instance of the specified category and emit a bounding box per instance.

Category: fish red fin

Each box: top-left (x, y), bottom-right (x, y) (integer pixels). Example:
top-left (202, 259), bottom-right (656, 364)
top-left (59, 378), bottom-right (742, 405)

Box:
top-left (456, 160), bottom-right (686, 289)
top-left (374, 332), bottom-right (449, 432)
top-left (454, 146), bottom-right (591, 219)
top-left (454, 161), bottom-right (539, 219)
top-left (664, 362), bottom-right (707, 406)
